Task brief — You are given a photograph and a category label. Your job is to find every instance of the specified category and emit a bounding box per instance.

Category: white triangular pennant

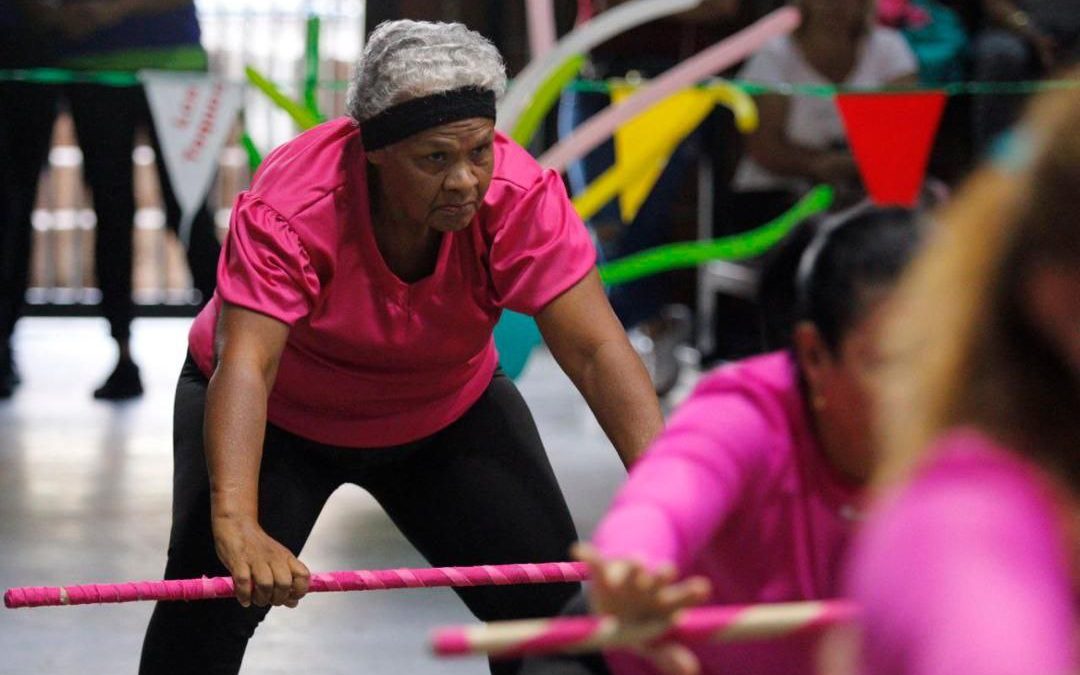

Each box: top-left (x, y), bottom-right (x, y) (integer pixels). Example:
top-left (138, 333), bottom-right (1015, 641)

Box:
top-left (140, 71), bottom-right (243, 246)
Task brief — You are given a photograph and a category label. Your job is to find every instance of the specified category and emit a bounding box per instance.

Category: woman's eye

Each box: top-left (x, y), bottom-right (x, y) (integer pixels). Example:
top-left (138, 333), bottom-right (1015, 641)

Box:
top-left (428, 152), bottom-right (447, 163)
top-left (471, 145), bottom-right (491, 160)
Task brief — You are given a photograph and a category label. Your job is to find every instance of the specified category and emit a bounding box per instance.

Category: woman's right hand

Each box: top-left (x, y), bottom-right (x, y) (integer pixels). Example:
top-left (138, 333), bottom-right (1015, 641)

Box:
top-left (211, 514), bottom-right (310, 608)
top-left (574, 544), bottom-right (711, 675)
top-left (574, 543), bottom-right (711, 622)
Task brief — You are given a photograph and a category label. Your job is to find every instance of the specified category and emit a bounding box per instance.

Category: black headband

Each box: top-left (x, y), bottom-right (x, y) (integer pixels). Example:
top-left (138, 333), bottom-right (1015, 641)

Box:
top-left (794, 201), bottom-right (874, 319)
top-left (360, 87), bottom-right (496, 152)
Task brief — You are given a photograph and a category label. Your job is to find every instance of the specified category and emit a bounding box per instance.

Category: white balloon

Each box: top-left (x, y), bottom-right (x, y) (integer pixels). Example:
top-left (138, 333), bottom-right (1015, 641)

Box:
top-left (497, 0), bottom-right (703, 133)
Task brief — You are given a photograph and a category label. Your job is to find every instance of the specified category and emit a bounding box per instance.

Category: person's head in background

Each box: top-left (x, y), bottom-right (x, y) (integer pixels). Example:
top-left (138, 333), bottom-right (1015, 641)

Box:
top-left (794, 0), bottom-right (876, 40)
top-left (878, 79), bottom-right (1080, 489)
top-left (791, 207), bottom-right (923, 483)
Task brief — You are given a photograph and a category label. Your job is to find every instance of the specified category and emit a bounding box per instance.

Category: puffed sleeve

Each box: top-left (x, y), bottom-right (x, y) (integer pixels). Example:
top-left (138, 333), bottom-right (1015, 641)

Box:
top-left (216, 192), bottom-right (322, 325)
top-left (486, 169), bottom-right (597, 316)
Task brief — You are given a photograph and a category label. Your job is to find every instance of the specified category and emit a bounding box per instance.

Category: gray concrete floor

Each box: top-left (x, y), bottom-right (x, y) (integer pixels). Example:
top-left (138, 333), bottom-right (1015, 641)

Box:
top-left (0, 317), bottom-right (690, 674)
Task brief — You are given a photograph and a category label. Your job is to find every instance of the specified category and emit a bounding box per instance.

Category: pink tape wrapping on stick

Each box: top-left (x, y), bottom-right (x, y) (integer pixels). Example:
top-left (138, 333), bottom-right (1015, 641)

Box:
top-left (4, 562), bottom-right (588, 609)
top-left (537, 6), bottom-right (801, 173)
top-left (432, 600), bottom-right (860, 659)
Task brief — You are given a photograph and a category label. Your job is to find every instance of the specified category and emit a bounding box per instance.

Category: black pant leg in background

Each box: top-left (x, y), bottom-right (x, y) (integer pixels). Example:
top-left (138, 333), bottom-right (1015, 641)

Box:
top-left (69, 84), bottom-right (220, 327)
top-left (360, 371), bottom-right (581, 675)
top-left (66, 83), bottom-right (142, 342)
top-left (0, 82), bottom-right (59, 345)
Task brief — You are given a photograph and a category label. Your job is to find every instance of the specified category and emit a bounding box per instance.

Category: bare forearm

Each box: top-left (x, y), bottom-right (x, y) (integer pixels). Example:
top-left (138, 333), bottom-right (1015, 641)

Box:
top-left (576, 340), bottom-right (664, 468)
top-left (536, 271), bottom-right (662, 468)
top-left (746, 130), bottom-right (829, 180)
top-left (747, 101), bottom-right (826, 180)
top-left (204, 364), bottom-right (271, 521)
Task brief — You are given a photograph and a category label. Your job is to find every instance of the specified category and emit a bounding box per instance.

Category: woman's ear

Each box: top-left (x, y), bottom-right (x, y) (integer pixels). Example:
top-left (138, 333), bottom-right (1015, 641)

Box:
top-left (794, 322), bottom-right (831, 408)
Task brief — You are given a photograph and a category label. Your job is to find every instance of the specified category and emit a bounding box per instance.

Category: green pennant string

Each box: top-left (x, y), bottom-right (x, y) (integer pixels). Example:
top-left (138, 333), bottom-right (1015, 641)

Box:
top-left (597, 185), bottom-right (834, 287)
top-left (568, 77), bottom-right (1080, 98)
top-left (0, 68), bottom-right (140, 86)
top-left (4, 67), bottom-right (1078, 99)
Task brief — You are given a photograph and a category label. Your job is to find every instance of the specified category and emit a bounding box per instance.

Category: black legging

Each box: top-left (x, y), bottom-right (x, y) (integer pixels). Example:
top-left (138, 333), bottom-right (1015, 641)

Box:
top-left (0, 82), bottom-right (59, 346)
top-left (66, 84), bottom-right (219, 340)
top-left (139, 354), bottom-right (581, 675)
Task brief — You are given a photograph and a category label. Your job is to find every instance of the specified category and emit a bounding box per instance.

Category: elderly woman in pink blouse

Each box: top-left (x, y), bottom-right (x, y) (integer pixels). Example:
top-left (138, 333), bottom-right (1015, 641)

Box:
top-left (137, 20), bottom-right (662, 675)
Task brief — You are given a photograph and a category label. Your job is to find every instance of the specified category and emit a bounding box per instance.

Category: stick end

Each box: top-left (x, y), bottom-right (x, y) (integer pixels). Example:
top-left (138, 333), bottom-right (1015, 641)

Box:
top-left (432, 629), bottom-right (470, 656)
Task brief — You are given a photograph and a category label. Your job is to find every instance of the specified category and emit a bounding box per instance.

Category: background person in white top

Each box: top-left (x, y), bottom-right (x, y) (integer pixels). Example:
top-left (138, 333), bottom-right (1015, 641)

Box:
top-left (734, 0), bottom-right (918, 204)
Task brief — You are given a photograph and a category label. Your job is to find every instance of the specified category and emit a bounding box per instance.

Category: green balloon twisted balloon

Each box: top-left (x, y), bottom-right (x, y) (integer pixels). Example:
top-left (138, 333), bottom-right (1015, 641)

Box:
top-left (598, 184), bottom-right (834, 286)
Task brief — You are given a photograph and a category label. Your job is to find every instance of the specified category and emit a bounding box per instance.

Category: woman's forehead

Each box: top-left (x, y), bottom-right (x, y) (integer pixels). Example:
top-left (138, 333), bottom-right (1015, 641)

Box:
top-left (409, 118), bottom-right (495, 146)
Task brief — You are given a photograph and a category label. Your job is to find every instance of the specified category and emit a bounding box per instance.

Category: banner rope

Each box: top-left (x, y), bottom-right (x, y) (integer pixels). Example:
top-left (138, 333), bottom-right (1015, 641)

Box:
top-left (3, 68), bottom-right (1078, 98)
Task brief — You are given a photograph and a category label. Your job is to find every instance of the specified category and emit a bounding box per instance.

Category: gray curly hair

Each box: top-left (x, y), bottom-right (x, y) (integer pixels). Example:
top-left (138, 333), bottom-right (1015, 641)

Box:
top-left (347, 20), bottom-right (508, 123)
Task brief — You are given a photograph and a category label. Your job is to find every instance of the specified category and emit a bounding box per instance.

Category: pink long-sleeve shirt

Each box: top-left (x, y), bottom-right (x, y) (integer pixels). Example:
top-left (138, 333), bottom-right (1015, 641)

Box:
top-left (846, 428), bottom-right (1078, 675)
top-left (594, 351), bottom-right (862, 674)
top-left (188, 118), bottom-right (595, 448)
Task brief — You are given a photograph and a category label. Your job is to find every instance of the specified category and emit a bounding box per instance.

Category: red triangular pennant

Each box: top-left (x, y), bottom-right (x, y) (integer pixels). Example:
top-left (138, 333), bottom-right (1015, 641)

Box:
top-left (836, 91), bottom-right (946, 207)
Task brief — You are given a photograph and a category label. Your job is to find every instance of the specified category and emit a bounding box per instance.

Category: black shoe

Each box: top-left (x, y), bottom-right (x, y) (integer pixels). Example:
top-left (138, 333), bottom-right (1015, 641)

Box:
top-left (93, 358), bottom-right (144, 400)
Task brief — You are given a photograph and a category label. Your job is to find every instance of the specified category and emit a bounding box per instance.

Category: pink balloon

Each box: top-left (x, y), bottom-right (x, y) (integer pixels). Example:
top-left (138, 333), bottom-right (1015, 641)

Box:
top-left (538, 7), bottom-right (801, 173)
top-left (526, 0), bottom-right (558, 58)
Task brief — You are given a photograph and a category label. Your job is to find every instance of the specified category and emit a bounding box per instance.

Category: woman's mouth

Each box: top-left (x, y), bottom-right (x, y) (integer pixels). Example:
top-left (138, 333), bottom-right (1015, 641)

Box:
top-left (437, 203), bottom-right (474, 215)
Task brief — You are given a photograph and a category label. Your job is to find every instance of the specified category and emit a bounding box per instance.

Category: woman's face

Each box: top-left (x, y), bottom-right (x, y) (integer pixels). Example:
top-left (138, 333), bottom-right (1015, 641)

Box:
top-left (796, 296), bottom-right (891, 482)
top-left (367, 117), bottom-right (496, 233)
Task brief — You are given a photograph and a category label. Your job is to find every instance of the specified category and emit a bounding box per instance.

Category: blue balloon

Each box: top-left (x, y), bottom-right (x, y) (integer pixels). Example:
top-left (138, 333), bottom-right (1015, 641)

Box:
top-left (493, 310), bottom-right (543, 380)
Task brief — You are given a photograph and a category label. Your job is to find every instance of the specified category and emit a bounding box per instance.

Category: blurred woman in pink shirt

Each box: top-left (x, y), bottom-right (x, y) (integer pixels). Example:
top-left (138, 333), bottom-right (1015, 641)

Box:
top-left (523, 205), bottom-right (924, 675)
top-left (844, 79), bottom-right (1080, 675)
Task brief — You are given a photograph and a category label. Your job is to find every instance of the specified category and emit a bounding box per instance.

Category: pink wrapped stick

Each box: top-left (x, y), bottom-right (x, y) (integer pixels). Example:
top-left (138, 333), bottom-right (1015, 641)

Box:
top-left (4, 561), bottom-right (587, 609)
top-left (433, 600), bottom-right (858, 659)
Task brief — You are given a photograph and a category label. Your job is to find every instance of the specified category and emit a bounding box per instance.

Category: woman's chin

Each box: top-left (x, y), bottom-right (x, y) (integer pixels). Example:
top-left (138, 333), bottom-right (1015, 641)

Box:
top-left (429, 211), bottom-right (476, 232)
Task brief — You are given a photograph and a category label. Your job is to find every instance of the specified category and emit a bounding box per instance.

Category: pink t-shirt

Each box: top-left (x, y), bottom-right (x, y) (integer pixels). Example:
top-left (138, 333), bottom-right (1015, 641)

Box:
top-left (188, 118), bottom-right (595, 447)
top-left (846, 428), bottom-right (1078, 675)
top-left (594, 351), bottom-right (862, 674)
